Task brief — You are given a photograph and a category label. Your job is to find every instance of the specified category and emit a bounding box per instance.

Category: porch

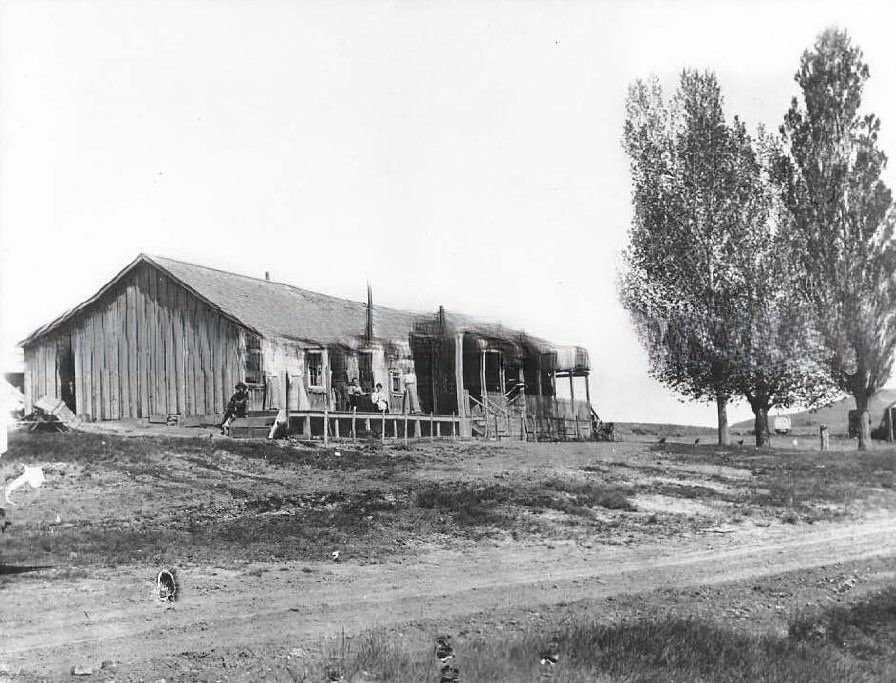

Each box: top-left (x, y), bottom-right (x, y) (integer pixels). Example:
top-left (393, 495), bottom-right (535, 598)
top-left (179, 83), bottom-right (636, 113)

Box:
top-left (289, 409), bottom-right (465, 442)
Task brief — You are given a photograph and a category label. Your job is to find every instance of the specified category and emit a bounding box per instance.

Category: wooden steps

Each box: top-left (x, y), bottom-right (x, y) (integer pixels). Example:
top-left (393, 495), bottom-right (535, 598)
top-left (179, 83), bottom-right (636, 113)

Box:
top-left (229, 410), bottom-right (279, 439)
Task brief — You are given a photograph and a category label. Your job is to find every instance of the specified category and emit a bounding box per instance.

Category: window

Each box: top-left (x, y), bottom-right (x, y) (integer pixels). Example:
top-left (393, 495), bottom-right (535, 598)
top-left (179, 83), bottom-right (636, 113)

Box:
top-left (306, 351), bottom-right (324, 388)
top-left (390, 370), bottom-right (402, 393)
top-left (245, 334), bottom-right (263, 384)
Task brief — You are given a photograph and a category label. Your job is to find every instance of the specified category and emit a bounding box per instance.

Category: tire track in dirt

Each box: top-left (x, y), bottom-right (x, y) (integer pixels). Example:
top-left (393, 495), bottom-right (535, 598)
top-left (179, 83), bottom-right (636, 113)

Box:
top-left (3, 513), bottom-right (896, 677)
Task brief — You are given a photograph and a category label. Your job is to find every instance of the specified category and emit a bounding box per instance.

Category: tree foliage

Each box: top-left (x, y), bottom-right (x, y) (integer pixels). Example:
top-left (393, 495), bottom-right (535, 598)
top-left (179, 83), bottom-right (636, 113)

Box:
top-left (776, 28), bottom-right (896, 449)
top-left (621, 71), bottom-right (836, 445)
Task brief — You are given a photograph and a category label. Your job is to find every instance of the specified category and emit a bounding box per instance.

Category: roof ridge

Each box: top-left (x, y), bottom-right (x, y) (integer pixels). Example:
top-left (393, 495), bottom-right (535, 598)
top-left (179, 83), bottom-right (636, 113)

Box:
top-left (146, 253), bottom-right (427, 316)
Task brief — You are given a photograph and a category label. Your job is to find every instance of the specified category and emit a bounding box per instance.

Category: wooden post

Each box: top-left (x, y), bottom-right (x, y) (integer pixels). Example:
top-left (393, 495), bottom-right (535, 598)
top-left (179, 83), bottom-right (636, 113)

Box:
top-left (552, 372), bottom-right (559, 433)
top-left (334, 417), bottom-right (340, 439)
top-left (521, 415), bottom-right (526, 441)
top-left (323, 409), bottom-right (329, 448)
top-left (498, 353), bottom-right (505, 400)
top-left (381, 411), bottom-right (385, 443)
top-left (436, 420), bottom-right (441, 438)
top-left (819, 424), bottom-right (829, 451)
top-left (414, 418), bottom-right (421, 438)
top-left (574, 413), bottom-right (580, 439)
top-left (480, 349), bottom-right (488, 408)
top-left (304, 414), bottom-right (311, 437)
top-left (429, 412), bottom-right (434, 441)
top-left (452, 414), bottom-right (457, 440)
top-left (455, 333), bottom-right (466, 419)
top-left (352, 407), bottom-right (357, 442)
top-left (404, 414), bottom-right (409, 445)
top-left (365, 416), bottom-right (371, 432)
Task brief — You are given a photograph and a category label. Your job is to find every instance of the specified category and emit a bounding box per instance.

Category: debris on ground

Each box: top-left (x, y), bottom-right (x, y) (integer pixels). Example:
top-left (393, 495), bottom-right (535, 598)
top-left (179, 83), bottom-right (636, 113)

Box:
top-left (435, 635), bottom-right (454, 663)
top-left (4, 464), bottom-right (46, 505)
top-left (157, 569), bottom-right (178, 601)
top-left (18, 396), bottom-right (82, 432)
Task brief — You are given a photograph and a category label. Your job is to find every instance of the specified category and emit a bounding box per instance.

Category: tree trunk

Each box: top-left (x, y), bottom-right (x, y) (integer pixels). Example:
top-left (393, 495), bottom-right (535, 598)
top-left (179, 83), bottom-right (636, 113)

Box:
top-left (716, 394), bottom-right (730, 446)
top-left (753, 405), bottom-right (770, 448)
top-left (854, 390), bottom-right (872, 451)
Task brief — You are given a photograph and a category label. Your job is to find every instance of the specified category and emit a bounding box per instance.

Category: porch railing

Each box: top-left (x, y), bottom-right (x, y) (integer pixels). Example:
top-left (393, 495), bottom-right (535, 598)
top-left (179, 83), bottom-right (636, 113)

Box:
top-left (288, 408), bottom-right (464, 444)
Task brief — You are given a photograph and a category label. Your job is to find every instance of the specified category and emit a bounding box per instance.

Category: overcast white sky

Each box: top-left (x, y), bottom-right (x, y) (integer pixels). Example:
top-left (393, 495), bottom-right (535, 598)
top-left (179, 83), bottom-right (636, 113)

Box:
top-left (2, 0), bottom-right (895, 426)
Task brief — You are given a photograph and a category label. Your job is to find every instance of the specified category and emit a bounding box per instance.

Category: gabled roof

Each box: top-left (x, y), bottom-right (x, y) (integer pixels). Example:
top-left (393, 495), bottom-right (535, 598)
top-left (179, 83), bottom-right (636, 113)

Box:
top-left (21, 254), bottom-right (424, 348)
top-left (148, 255), bottom-right (422, 344)
top-left (20, 254), bottom-right (588, 371)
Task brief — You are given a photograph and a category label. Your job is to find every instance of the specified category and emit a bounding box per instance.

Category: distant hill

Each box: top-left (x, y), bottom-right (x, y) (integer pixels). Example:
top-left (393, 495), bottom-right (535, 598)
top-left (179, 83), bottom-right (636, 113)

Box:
top-left (614, 422), bottom-right (718, 438)
top-left (733, 389), bottom-right (896, 435)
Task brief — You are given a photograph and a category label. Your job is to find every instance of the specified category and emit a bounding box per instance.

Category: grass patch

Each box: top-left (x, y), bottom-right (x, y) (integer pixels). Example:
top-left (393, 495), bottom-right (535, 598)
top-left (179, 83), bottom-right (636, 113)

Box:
top-left (545, 479), bottom-right (636, 511)
top-left (789, 585), bottom-right (896, 658)
top-left (325, 587), bottom-right (896, 682)
top-left (3, 431), bottom-right (412, 473)
top-left (413, 483), bottom-right (509, 528)
top-left (652, 441), bottom-right (896, 521)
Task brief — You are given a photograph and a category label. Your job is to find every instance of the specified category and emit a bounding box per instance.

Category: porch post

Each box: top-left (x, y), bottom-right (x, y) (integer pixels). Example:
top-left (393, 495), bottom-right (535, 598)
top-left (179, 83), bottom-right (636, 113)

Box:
top-left (455, 333), bottom-right (465, 418)
top-left (536, 352), bottom-right (544, 437)
top-left (480, 349), bottom-right (487, 403)
top-left (498, 353), bottom-right (505, 398)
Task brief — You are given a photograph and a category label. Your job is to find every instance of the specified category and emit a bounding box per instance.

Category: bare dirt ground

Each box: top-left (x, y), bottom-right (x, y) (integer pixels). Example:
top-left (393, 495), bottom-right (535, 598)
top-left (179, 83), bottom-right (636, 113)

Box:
top-left (2, 429), bottom-right (895, 681)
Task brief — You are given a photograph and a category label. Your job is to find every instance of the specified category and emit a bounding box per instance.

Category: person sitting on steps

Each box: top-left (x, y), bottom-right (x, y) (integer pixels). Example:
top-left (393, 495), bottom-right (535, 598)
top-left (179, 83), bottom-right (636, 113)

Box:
top-left (221, 382), bottom-right (249, 435)
top-left (371, 382), bottom-right (389, 413)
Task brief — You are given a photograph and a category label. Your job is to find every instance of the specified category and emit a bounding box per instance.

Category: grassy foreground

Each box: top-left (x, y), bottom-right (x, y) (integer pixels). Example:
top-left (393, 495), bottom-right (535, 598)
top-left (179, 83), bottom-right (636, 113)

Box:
top-left (322, 587), bottom-right (896, 682)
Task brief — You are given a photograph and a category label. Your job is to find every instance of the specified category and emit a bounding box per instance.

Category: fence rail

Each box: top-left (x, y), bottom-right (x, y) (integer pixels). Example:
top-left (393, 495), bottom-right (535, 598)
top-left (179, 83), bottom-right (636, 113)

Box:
top-left (288, 409), bottom-right (465, 442)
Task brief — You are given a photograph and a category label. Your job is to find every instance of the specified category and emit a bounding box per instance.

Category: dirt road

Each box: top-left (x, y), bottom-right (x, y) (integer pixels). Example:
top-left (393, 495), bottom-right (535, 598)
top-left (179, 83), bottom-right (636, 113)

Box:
top-left (4, 512), bottom-right (895, 680)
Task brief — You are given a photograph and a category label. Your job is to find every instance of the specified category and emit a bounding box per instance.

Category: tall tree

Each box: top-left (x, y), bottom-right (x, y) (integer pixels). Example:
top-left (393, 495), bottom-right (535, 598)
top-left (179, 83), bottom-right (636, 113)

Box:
top-left (621, 71), bottom-right (738, 445)
top-left (621, 72), bottom-right (836, 446)
top-left (777, 28), bottom-right (896, 450)
top-left (722, 128), bottom-right (838, 445)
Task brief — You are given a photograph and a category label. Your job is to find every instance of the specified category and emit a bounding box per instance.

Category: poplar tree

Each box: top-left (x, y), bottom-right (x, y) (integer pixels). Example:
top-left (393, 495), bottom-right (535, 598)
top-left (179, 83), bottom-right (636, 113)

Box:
top-left (621, 71), bottom-right (836, 446)
top-left (777, 28), bottom-right (896, 450)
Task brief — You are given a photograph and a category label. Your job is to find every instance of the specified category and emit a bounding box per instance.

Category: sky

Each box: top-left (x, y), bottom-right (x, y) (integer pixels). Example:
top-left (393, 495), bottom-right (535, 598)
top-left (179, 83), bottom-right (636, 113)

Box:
top-left (2, 0), bottom-right (895, 426)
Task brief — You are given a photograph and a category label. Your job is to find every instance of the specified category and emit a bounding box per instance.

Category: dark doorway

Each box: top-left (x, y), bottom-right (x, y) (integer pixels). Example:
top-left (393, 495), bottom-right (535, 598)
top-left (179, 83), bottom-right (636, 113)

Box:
top-left (358, 351), bottom-right (374, 392)
top-left (57, 336), bottom-right (76, 413)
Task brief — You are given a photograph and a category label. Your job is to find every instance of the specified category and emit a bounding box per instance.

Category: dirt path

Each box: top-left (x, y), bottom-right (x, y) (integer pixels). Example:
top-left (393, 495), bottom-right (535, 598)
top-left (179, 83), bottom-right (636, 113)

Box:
top-left (3, 512), bottom-right (896, 679)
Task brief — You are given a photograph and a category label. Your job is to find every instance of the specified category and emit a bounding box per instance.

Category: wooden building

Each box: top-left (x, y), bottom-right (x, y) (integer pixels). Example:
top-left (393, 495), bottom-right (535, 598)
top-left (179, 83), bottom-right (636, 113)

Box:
top-left (21, 254), bottom-right (594, 438)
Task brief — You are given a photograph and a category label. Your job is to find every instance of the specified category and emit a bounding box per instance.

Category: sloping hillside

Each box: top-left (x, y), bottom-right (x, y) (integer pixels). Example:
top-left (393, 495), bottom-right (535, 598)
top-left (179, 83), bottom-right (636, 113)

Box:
top-left (734, 389), bottom-right (896, 435)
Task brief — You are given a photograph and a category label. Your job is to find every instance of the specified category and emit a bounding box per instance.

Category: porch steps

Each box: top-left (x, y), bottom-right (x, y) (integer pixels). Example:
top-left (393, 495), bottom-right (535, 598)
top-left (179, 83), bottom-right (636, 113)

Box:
top-left (230, 410), bottom-right (279, 439)
top-left (471, 416), bottom-right (514, 440)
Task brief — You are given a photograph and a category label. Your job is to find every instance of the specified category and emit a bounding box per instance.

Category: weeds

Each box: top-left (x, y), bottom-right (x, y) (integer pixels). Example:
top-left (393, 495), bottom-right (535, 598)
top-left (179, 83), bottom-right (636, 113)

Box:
top-left (545, 478), bottom-right (636, 511)
top-left (789, 586), bottom-right (896, 658)
top-left (325, 588), bottom-right (896, 682)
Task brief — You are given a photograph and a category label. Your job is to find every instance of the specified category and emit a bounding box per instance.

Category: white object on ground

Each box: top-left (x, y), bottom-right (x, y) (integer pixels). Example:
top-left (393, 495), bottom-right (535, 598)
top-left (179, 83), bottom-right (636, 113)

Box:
top-left (4, 465), bottom-right (46, 505)
top-left (157, 569), bottom-right (177, 601)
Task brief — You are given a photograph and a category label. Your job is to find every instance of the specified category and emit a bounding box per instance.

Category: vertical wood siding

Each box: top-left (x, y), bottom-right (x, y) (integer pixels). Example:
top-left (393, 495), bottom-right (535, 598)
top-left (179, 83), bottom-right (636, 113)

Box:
top-left (24, 262), bottom-right (245, 421)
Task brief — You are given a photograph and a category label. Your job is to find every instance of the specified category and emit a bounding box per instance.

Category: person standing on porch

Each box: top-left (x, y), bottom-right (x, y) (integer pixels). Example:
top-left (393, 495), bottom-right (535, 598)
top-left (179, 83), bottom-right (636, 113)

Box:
top-left (403, 371), bottom-right (420, 414)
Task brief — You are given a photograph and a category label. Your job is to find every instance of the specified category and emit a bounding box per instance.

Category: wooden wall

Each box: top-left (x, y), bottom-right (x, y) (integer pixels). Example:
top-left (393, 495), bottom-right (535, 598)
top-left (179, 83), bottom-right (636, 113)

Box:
top-left (25, 262), bottom-right (245, 421)
top-left (23, 337), bottom-right (64, 413)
